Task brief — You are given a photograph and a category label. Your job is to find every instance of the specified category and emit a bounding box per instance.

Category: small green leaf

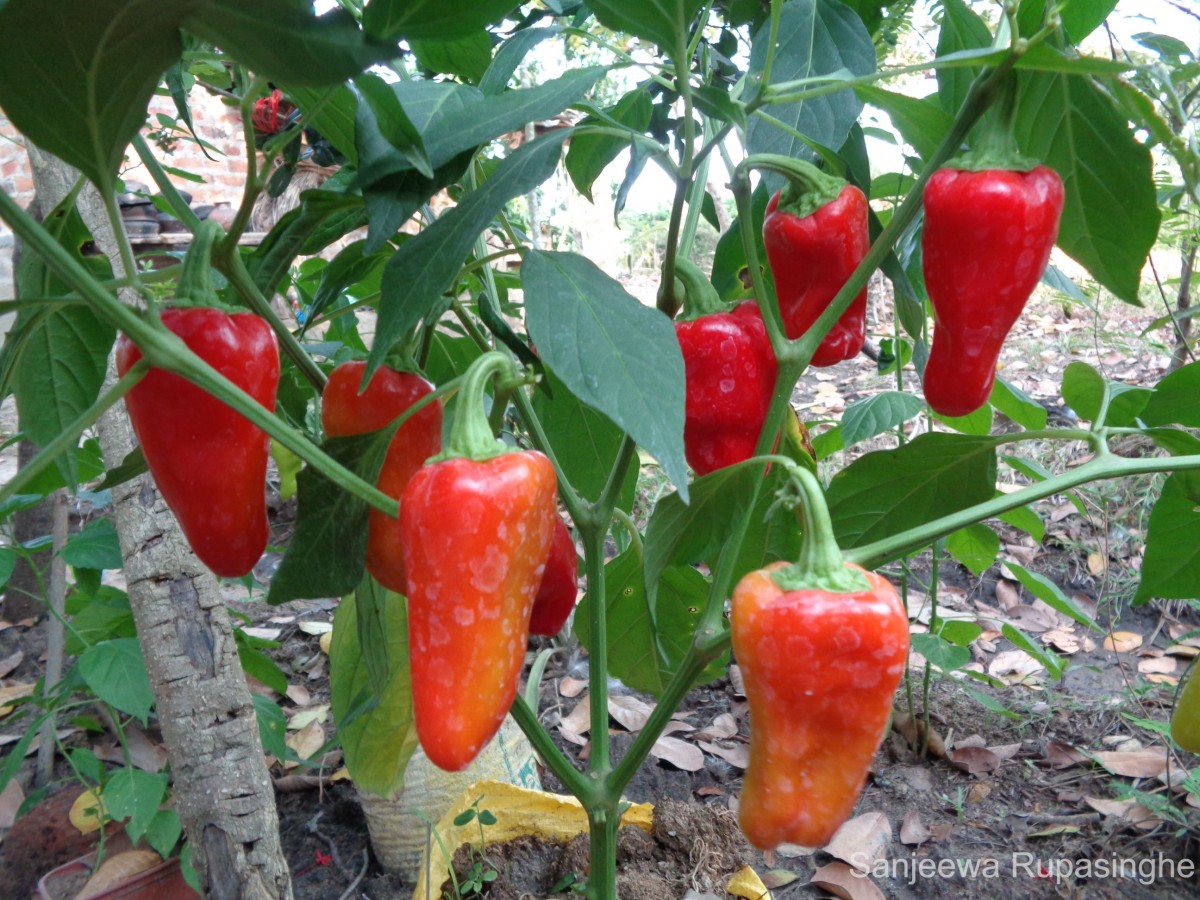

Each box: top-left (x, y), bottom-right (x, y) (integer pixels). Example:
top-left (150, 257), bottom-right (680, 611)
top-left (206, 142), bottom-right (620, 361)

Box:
top-left (945, 523), bottom-right (999, 576)
top-left (1134, 474), bottom-right (1200, 606)
top-left (60, 519), bottom-right (123, 571)
top-left (566, 87), bottom-right (654, 202)
top-left (411, 30), bottom-right (494, 84)
top-left (964, 687), bottom-right (1019, 718)
top-left (78, 639), bottom-right (155, 724)
top-left (235, 639), bottom-right (289, 696)
top-left (933, 403), bottom-right (994, 436)
top-left (998, 503), bottom-right (1045, 544)
top-left (910, 633), bottom-right (970, 673)
top-left (144, 808), bottom-right (183, 859)
top-left (588, 0), bottom-right (706, 51)
top-left (103, 768), bottom-right (168, 845)
top-left (1004, 562), bottom-right (1101, 632)
top-left (252, 692), bottom-right (288, 762)
top-left (990, 377), bottom-right (1047, 431)
top-left (480, 26), bottom-right (563, 95)
top-left (1061, 361), bottom-right (1151, 426)
top-left (0, 548), bottom-right (15, 589)
top-left (364, 0), bottom-right (516, 42)
top-left (1001, 624), bottom-right (1066, 679)
top-left (839, 391), bottom-right (924, 448)
top-left (1142, 361), bottom-right (1200, 428)
top-left (935, 619), bottom-right (983, 647)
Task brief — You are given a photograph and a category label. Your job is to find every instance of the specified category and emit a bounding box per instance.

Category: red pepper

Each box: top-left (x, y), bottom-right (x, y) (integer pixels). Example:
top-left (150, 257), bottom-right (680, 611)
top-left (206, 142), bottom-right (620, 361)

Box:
top-left (528, 517), bottom-right (578, 637)
top-left (763, 165), bottom-right (869, 366)
top-left (116, 307), bottom-right (279, 577)
top-left (401, 353), bottom-right (556, 771)
top-left (321, 361), bottom-right (442, 593)
top-left (672, 259), bottom-right (778, 476)
top-left (921, 164), bottom-right (1063, 417)
top-left (731, 468), bottom-right (908, 849)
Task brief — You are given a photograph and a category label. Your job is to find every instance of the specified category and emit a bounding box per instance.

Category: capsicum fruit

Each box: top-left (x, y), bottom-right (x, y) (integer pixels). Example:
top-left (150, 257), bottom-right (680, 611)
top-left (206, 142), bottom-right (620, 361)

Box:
top-left (528, 516), bottom-right (578, 637)
top-left (1172, 662), bottom-right (1200, 753)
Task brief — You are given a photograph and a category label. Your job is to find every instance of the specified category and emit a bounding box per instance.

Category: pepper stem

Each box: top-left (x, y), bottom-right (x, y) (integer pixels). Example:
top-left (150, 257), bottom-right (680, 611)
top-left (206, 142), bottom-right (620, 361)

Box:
top-left (772, 464), bottom-right (870, 594)
top-left (745, 154), bottom-right (846, 220)
top-left (433, 351), bottom-right (518, 463)
top-left (175, 219), bottom-right (224, 306)
top-left (946, 71), bottom-right (1038, 172)
top-left (673, 258), bottom-right (730, 320)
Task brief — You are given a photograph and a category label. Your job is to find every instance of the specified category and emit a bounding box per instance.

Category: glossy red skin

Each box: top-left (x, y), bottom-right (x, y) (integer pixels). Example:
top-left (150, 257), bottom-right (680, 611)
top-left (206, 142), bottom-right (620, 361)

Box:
top-left (321, 361), bottom-right (443, 593)
top-left (401, 451), bottom-right (557, 771)
top-left (676, 302), bottom-right (777, 477)
top-left (763, 184), bottom-right (869, 366)
top-left (922, 165), bottom-right (1064, 417)
top-left (732, 561), bottom-right (909, 850)
top-left (115, 308), bottom-right (279, 577)
top-left (528, 517), bottom-right (578, 636)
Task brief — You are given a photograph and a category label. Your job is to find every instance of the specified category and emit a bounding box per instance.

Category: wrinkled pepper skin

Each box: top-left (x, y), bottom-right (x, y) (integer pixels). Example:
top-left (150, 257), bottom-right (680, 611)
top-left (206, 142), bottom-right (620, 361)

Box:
top-left (676, 301), bottom-right (777, 476)
top-left (116, 308), bottom-right (280, 578)
top-left (921, 165), bottom-right (1064, 417)
top-left (321, 361), bottom-right (442, 593)
top-left (732, 561), bottom-right (909, 849)
top-left (528, 517), bottom-right (578, 637)
top-left (1172, 663), bottom-right (1200, 753)
top-left (763, 185), bottom-right (869, 366)
top-left (401, 451), bottom-right (557, 770)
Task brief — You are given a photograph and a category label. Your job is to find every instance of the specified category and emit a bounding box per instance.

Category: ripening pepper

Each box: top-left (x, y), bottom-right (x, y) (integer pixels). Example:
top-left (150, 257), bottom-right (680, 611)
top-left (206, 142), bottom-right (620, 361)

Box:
top-left (921, 164), bottom-right (1064, 417)
top-left (732, 467), bottom-right (909, 850)
top-left (321, 361), bottom-right (442, 594)
top-left (1172, 662), bottom-right (1200, 753)
top-left (401, 352), bottom-right (556, 771)
top-left (116, 306), bottom-right (280, 577)
top-left (676, 291), bottom-right (777, 476)
top-left (528, 516), bottom-right (578, 637)
top-left (763, 162), bottom-right (869, 366)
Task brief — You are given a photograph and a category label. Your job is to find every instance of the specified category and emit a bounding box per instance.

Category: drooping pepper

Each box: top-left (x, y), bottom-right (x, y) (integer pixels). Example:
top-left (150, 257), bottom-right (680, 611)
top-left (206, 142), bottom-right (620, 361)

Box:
top-left (732, 467), bottom-right (909, 850)
top-left (673, 260), bottom-right (778, 476)
top-left (115, 223), bottom-right (280, 578)
top-left (762, 161), bottom-right (869, 366)
top-left (528, 516), bottom-right (578, 637)
top-left (401, 352), bottom-right (557, 771)
top-left (1172, 662), bottom-right (1200, 753)
top-left (921, 163), bottom-right (1063, 417)
top-left (116, 312), bottom-right (279, 578)
top-left (321, 361), bottom-right (442, 594)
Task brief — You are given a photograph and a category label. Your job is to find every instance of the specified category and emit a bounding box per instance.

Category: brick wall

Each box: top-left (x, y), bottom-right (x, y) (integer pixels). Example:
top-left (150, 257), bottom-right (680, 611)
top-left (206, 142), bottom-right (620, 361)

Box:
top-left (0, 84), bottom-right (252, 302)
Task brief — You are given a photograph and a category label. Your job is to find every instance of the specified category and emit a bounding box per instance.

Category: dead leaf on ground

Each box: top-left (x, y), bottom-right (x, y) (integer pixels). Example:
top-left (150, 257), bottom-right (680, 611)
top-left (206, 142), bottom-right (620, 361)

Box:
top-left (988, 650), bottom-right (1045, 683)
top-left (241, 626), bottom-right (282, 641)
top-left (559, 675), bottom-right (587, 698)
top-left (694, 713), bottom-right (738, 741)
top-left (558, 695), bottom-right (591, 744)
top-left (825, 812), bottom-right (891, 871)
top-left (1104, 631), bottom-right (1143, 653)
top-left (1087, 552), bottom-right (1107, 575)
top-left (660, 720), bottom-right (695, 737)
top-left (1046, 742), bottom-right (1090, 769)
top-left (297, 621), bottom-right (332, 636)
top-left (1042, 630), bottom-right (1081, 654)
top-left (245, 675), bottom-right (279, 700)
top-left (0, 779), bottom-right (23, 829)
top-left (810, 861), bottom-right (886, 900)
top-left (950, 747), bottom-right (1003, 776)
top-left (1083, 797), bottom-right (1162, 830)
top-left (761, 868), bottom-right (800, 889)
top-left (1145, 673), bottom-right (1179, 686)
top-left (967, 782), bottom-right (992, 804)
top-left (995, 579), bottom-right (1021, 610)
top-left (1137, 657), bottom-right (1177, 675)
top-left (285, 720), bottom-right (325, 764)
top-left (1092, 749), bottom-right (1170, 779)
top-left (287, 704), bottom-right (329, 731)
top-left (608, 695), bottom-right (654, 731)
top-left (697, 741), bottom-right (749, 768)
top-left (0, 650), bottom-right (23, 679)
top-left (286, 684), bottom-right (312, 707)
top-left (928, 823), bottom-right (955, 843)
top-left (899, 811), bottom-right (931, 846)
top-left (77, 849), bottom-right (162, 899)
top-left (318, 631), bottom-right (332, 655)
top-left (892, 712), bottom-right (947, 758)
top-left (728, 665), bottom-right (745, 697)
top-left (0, 682), bottom-right (35, 718)
top-left (69, 787), bottom-right (107, 834)
top-left (649, 735), bottom-right (704, 771)
top-left (1165, 644), bottom-right (1199, 659)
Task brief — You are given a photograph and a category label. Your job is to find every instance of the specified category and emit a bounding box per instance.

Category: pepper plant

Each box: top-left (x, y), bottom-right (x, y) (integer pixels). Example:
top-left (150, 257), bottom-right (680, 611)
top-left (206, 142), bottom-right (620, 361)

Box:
top-left (1, 1), bottom-right (1198, 898)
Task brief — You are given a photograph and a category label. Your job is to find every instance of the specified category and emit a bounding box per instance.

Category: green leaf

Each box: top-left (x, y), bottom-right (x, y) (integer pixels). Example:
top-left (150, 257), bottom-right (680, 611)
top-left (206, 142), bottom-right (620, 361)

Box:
top-left (235, 638), bottom-right (288, 696)
top-left (711, 183), bottom-right (769, 301)
top-left (839, 391), bottom-right (924, 448)
top-left (412, 30), bottom-right (494, 84)
top-left (936, 618), bottom-right (983, 647)
top-left (588, 0), bottom-right (706, 51)
top-left (990, 377), bottom-right (1047, 431)
top-left (247, 187), bottom-right (366, 297)
top-left (66, 600), bottom-right (137, 656)
top-left (746, 0), bottom-right (876, 171)
top-left (1002, 623), bottom-right (1066, 679)
top-left (329, 590), bottom-right (418, 797)
top-left (998, 503), bottom-right (1045, 544)
top-left (266, 432), bottom-right (392, 605)
top-left (964, 687), bottom-right (1019, 718)
top-left (1004, 562), bottom-right (1101, 632)
top-left (60, 519), bottom-right (123, 571)
top-left (1134, 474), bottom-right (1200, 606)
top-left (287, 84), bottom-right (360, 165)
top-left (1060, 0), bottom-right (1118, 42)
top-left (933, 403), bottom-right (994, 436)
top-left (934, 0), bottom-right (991, 116)
top-left (1060, 361), bottom-right (1151, 426)
top-left (252, 692), bottom-right (288, 762)
top-left (910, 633), bottom-right (970, 673)
top-left (1014, 70), bottom-right (1160, 304)
top-left (353, 72), bottom-right (433, 180)
top-left (523, 250), bottom-right (689, 499)
top-left (369, 131), bottom-right (572, 374)
top-left (143, 809), bottom-right (183, 859)
top-left (1142, 361), bottom-right (1200, 428)
top-left (11, 199), bottom-right (115, 486)
top-left (480, 26), bottom-right (563, 95)
top-left (103, 768), bottom-right (168, 846)
top-left (945, 523), bottom-right (999, 576)
top-left (854, 87), bottom-right (954, 162)
top-left (364, 0), bottom-right (516, 42)
top-left (566, 87), bottom-right (654, 203)
top-left (77, 639), bottom-right (155, 725)
top-left (530, 369), bottom-right (637, 510)
top-left (0, 547), bottom-right (16, 589)
top-left (827, 433), bottom-right (999, 549)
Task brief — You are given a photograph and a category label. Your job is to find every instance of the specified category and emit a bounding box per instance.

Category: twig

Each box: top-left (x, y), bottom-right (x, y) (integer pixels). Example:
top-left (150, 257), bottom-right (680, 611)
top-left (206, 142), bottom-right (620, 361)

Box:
top-left (35, 490), bottom-right (69, 787)
top-left (307, 810), bottom-right (350, 877)
top-left (336, 849), bottom-right (370, 900)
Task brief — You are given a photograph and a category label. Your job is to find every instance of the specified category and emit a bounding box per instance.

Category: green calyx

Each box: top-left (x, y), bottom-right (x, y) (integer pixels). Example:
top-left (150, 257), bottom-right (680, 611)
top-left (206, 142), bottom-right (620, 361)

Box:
top-left (747, 154), bottom-right (846, 220)
top-left (946, 70), bottom-right (1039, 173)
top-left (674, 259), bottom-right (731, 320)
top-left (433, 351), bottom-right (521, 463)
top-left (173, 219), bottom-right (225, 308)
top-left (770, 464), bottom-right (870, 595)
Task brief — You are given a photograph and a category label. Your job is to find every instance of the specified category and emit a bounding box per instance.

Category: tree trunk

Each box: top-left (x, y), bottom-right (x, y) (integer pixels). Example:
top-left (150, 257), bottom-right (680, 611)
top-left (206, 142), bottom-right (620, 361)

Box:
top-left (1170, 240), bottom-right (1197, 372)
top-left (25, 146), bottom-right (292, 899)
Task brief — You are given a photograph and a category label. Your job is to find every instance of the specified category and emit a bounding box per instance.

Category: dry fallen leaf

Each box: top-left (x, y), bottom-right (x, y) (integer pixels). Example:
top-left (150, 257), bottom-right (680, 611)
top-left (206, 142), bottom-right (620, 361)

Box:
top-left (69, 787), bottom-right (107, 834)
top-left (899, 811), bottom-right (931, 846)
top-left (1104, 631), bottom-right (1143, 653)
top-left (0, 779), bottom-right (23, 829)
top-left (1145, 673), bottom-right (1179, 686)
top-left (0, 650), bottom-right (23, 679)
top-left (608, 695), bottom-right (654, 732)
top-left (995, 579), bottom-right (1021, 610)
top-left (728, 665), bottom-right (745, 697)
top-left (694, 713), bottom-right (738, 741)
top-left (1042, 630), bottom-right (1081, 654)
top-left (287, 704), bottom-right (330, 731)
top-left (559, 695), bottom-right (591, 738)
top-left (649, 735), bottom-right (704, 771)
top-left (891, 712), bottom-right (947, 758)
top-left (1091, 749), bottom-right (1169, 779)
top-left (0, 682), bottom-right (35, 718)
top-left (988, 650), bottom-right (1045, 682)
top-left (967, 782), bottom-right (992, 804)
top-left (1083, 797), bottom-right (1162, 830)
top-left (824, 812), bottom-right (891, 871)
top-left (297, 620), bottom-right (333, 636)
top-left (318, 631), bottom-right (332, 655)
top-left (1087, 552), bottom-right (1107, 575)
top-left (1046, 741), bottom-right (1090, 769)
top-left (1137, 657), bottom-right (1177, 675)
top-left (241, 626), bottom-right (282, 641)
top-left (697, 740), bottom-right (749, 769)
top-left (810, 861), bottom-right (886, 900)
top-left (285, 720), bottom-right (325, 763)
top-left (559, 675), bottom-right (587, 698)
top-left (950, 747), bottom-right (1002, 776)
top-left (761, 868), bottom-right (800, 889)
top-left (286, 684), bottom-right (312, 707)
top-left (77, 849), bottom-right (163, 899)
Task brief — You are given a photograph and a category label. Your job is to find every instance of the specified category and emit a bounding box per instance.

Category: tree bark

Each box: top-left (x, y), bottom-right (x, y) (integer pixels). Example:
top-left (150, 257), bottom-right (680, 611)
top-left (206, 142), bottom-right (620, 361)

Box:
top-left (24, 146), bottom-right (292, 899)
top-left (1170, 240), bottom-right (1197, 372)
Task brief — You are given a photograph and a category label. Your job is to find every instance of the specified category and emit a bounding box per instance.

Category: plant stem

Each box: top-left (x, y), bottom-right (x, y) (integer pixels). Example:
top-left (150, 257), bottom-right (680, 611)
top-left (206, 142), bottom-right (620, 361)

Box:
top-left (509, 695), bottom-right (591, 800)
